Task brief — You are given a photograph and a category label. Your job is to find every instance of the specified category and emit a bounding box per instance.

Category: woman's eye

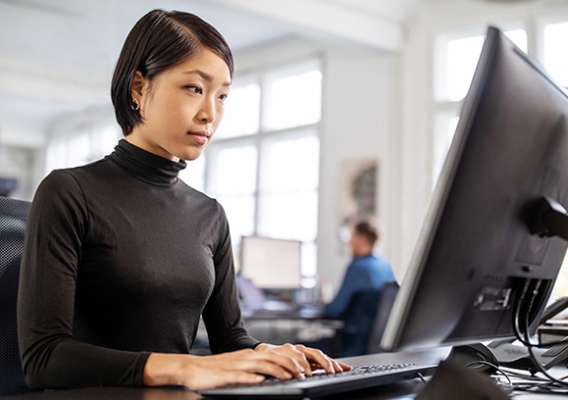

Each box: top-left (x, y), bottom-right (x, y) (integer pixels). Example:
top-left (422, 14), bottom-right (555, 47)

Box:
top-left (219, 93), bottom-right (229, 103)
top-left (186, 85), bottom-right (203, 94)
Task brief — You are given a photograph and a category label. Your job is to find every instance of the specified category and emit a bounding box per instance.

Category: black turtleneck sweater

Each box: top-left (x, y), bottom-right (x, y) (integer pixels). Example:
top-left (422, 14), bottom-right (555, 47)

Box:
top-left (18, 140), bottom-right (259, 389)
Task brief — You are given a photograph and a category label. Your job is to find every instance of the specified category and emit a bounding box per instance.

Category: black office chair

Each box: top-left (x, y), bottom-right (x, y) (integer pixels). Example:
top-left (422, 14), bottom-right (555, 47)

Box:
top-left (0, 196), bottom-right (39, 396)
top-left (339, 289), bottom-right (382, 357)
top-left (338, 281), bottom-right (400, 357)
top-left (366, 281), bottom-right (400, 354)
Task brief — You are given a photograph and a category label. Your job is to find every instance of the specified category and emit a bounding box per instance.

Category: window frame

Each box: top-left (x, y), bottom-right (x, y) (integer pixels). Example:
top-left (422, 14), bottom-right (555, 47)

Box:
top-left (203, 56), bottom-right (323, 284)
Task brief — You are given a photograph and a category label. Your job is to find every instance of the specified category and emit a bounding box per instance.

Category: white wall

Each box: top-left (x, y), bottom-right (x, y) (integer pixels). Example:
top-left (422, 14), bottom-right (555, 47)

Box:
top-left (320, 47), bottom-right (403, 289)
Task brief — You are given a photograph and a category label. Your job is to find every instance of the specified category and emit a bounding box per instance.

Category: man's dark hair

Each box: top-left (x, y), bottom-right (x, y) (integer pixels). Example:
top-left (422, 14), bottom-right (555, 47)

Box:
top-left (354, 220), bottom-right (379, 247)
top-left (111, 9), bottom-right (234, 135)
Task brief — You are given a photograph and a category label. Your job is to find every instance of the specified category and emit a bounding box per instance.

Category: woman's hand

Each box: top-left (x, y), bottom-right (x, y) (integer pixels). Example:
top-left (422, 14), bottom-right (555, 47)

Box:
top-left (143, 347), bottom-right (324, 390)
top-left (255, 343), bottom-right (352, 377)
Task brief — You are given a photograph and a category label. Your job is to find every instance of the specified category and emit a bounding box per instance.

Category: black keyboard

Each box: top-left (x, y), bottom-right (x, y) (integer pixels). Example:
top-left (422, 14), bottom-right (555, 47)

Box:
top-left (200, 362), bottom-right (437, 398)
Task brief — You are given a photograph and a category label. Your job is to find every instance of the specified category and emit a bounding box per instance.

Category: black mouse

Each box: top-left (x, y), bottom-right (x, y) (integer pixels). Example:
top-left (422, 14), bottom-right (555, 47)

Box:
top-left (445, 343), bottom-right (499, 374)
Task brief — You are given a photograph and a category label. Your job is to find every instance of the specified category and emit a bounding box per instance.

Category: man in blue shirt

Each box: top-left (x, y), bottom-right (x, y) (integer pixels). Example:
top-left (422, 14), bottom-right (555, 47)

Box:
top-left (325, 220), bottom-right (396, 356)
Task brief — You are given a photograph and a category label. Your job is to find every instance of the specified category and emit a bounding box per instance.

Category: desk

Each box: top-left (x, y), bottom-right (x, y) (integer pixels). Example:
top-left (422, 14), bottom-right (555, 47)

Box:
top-left (241, 304), bottom-right (327, 320)
top-left (0, 382), bottom-right (422, 400)
top-left (4, 349), bottom-right (568, 400)
top-left (242, 306), bottom-right (342, 346)
top-left (198, 306), bottom-right (341, 348)
top-left (192, 308), bottom-right (342, 356)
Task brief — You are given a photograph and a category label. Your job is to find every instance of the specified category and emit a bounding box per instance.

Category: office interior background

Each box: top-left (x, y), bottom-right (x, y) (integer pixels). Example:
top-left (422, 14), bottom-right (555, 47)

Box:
top-left (1, 0), bottom-right (568, 300)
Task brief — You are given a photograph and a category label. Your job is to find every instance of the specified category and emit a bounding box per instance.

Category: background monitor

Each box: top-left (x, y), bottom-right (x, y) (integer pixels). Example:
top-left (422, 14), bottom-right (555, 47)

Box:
top-left (381, 26), bottom-right (568, 351)
top-left (239, 236), bottom-right (303, 290)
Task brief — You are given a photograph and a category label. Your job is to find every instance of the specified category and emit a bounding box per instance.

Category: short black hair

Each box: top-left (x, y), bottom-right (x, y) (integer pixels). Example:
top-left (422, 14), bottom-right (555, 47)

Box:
top-left (111, 9), bottom-right (234, 135)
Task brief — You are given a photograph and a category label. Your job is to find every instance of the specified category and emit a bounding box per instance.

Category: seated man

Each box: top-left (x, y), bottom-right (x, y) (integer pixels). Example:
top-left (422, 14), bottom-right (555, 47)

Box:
top-left (325, 220), bottom-right (396, 357)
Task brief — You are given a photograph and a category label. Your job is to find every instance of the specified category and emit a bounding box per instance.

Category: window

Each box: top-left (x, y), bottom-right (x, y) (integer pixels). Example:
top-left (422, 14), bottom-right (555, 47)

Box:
top-left (442, 29), bottom-right (527, 103)
top-left (542, 18), bottom-right (568, 301)
top-left (257, 131), bottom-right (319, 242)
top-left (544, 21), bottom-right (568, 87)
top-left (262, 60), bottom-right (322, 131)
top-left (45, 122), bottom-right (121, 173)
top-left (194, 58), bottom-right (322, 283)
top-left (432, 27), bottom-right (527, 184)
top-left (215, 75), bottom-right (261, 139)
top-left (206, 142), bottom-right (259, 242)
top-left (434, 18), bottom-right (568, 186)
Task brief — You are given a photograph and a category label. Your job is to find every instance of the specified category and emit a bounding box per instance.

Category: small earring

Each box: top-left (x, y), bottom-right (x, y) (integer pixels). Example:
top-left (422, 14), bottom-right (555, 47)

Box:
top-left (131, 99), bottom-right (140, 111)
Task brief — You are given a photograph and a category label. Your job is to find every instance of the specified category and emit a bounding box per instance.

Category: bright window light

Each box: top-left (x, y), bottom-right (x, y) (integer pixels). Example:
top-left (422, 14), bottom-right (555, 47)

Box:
top-left (263, 64), bottom-right (322, 131)
top-left (204, 58), bottom-right (322, 282)
top-left (179, 155), bottom-right (206, 192)
top-left (544, 21), bottom-right (568, 87)
top-left (446, 29), bottom-right (527, 102)
top-left (208, 145), bottom-right (258, 196)
top-left (260, 134), bottom-right (320, 192)
top-left (215, 81), bottom-right (260, 139)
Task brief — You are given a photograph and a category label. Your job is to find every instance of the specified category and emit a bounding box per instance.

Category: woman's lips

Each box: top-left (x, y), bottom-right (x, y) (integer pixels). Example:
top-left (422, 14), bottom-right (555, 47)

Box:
top-left (188, 131), bottom-right (210, 145)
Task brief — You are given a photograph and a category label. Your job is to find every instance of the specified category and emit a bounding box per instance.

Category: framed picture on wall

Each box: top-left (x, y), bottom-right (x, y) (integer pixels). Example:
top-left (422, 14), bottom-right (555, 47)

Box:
top-left (338, 155), bottom-right (378, 228)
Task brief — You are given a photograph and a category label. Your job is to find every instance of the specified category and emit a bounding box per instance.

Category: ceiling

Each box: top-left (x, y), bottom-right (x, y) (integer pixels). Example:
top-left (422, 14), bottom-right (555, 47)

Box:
top-left (0, 0), bottom-right (547, 148)
top-left (0, 0), bottom-right (427, 147)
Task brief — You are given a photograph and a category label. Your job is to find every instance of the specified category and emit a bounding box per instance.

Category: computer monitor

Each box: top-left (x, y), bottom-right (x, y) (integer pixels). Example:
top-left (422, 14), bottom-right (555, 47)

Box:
top-left (381, 26), bottom-right (568, 351)
top-left (239, 236), bottom-right (303, 290)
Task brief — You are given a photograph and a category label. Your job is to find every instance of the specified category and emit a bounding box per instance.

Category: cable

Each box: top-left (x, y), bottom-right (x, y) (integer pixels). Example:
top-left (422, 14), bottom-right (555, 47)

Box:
top-left (499, 366), bottom-right (568, 393)
top-left (513, 279), bottom-right (539, 348)
top-left (464, 360), bottom-right (512, 386)
top-left (416, 372), bottom-right (427, 384)
top-left (462, 360), bottom-right (517, 394)
top-left (512, 279), bottom-right (568, 388)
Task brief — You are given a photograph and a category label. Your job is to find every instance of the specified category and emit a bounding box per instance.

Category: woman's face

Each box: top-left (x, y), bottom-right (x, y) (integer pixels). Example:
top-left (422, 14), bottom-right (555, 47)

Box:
top-left (128, 48), bottom-right (231, 161)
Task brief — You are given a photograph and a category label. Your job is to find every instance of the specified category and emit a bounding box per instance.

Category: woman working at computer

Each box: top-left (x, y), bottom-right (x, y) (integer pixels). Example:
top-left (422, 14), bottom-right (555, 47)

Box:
top-left (17, 9), bottom-right (349, 391)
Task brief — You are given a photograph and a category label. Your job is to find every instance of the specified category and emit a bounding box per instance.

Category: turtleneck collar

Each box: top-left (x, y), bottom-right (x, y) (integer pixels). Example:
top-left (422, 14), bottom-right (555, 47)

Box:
top-left (108, 139), bottom-right (187, 186)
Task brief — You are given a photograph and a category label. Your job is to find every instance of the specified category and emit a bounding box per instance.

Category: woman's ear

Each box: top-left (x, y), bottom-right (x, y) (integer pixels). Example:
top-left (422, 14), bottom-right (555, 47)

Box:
top-left (131, 70), bottom-right (145, 100)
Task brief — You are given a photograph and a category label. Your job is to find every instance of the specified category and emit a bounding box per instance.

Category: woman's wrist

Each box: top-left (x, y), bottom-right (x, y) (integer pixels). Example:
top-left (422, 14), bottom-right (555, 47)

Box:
top-left (143, 352), bottom-right (195, 387)
top-left (254, 343), bottom-right (275, 352)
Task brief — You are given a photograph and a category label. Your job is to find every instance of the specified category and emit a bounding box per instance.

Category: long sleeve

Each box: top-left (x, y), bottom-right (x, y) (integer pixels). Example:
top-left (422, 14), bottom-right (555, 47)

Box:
top-left (324, 254), bottom-right (396, 319)
top-left (18, 171), bottom-right (149, 389)
top-left (324, 263), bottom-right (364, 319)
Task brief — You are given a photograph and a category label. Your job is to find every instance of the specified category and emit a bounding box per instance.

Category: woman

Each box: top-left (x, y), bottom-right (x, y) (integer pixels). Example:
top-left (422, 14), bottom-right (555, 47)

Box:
top-left (17, 9), bottom-right (349, 391)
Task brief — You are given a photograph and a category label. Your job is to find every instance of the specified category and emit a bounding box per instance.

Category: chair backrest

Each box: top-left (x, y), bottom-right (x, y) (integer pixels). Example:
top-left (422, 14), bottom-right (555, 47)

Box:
top-left (338, 281), bottom-right (400, 357)
top-left (339, 289), bottom-right (382, 357)
top-left (0, 196), bottom-right (38, 396)
top-left (366, 281), bottom-right (400, 354)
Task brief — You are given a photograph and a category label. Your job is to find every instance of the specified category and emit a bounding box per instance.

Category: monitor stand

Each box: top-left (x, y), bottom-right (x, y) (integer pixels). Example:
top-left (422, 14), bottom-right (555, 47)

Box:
top-left (415, 358), bottom-right (510, 400)
top-left (487, 338), bottom-right (568, 374)
top-left (445, 339), bottom-right (568, 374)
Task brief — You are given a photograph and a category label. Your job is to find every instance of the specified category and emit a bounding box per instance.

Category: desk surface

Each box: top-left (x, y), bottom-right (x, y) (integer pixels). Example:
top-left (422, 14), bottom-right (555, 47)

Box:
top-left (4, 348), bottom-right (568, 400)
top-left (241, 304), bottom-right (327, 320)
